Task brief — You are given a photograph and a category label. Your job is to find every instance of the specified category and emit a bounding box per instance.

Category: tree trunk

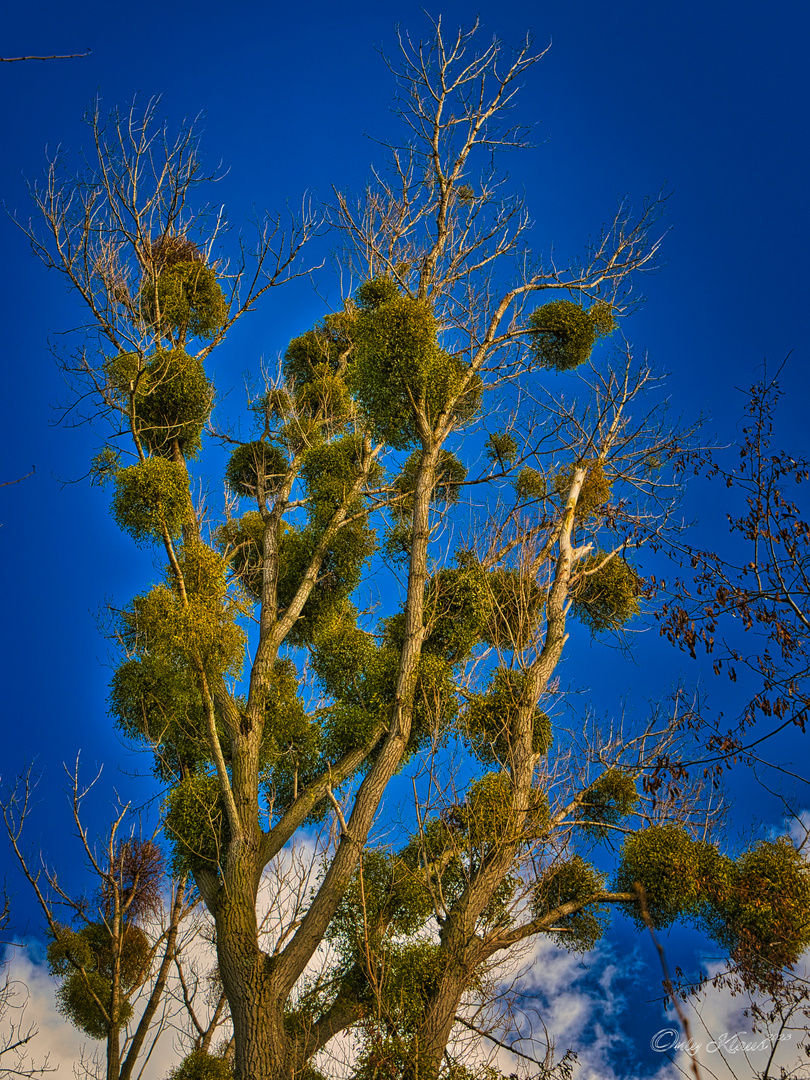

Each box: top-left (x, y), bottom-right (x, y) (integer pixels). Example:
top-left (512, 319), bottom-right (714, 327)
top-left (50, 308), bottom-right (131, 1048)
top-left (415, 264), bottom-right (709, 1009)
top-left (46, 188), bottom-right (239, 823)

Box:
top-left (106, 1024), bottom-right (120, 1080)
top-left (412, 965), bottom-right (471, 1080)
top-left (216, 889), bottom-right (289, 1080)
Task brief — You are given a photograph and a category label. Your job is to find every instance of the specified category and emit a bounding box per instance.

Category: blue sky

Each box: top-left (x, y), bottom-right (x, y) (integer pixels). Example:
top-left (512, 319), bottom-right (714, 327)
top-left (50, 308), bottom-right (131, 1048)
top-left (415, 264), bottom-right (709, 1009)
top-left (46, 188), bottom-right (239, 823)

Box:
top-left (1, 0), bottom-right (809, 1075)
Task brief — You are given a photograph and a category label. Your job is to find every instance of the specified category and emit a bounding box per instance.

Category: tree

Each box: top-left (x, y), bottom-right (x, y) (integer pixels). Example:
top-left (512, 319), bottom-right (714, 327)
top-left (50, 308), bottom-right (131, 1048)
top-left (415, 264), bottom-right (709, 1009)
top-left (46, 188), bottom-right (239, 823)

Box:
top-left (21, 22), bottom-right (810, 1080)
top-left (651, 371), bottom-right (810, 1080)
top-left (2, 765), bottom-right (216, 1080)
top-left (659, 369), bottom-right (810, 760)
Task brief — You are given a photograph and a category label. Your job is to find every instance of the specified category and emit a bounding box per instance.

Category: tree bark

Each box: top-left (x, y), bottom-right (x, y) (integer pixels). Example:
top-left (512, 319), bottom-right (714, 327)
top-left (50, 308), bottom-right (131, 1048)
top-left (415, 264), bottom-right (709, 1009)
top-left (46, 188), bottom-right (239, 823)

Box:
top-left (216, 871), bottom-right (288, 1080)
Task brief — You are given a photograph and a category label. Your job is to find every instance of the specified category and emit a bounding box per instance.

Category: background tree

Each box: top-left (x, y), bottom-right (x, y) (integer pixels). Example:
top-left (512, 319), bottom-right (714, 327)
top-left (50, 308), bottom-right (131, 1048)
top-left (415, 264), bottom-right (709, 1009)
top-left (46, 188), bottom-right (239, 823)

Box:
top-left (2, 766), bottom-right (210, 1080)
top-left (21, 22), bottom-right (810, 1080)
top-left (650, 371), bottom-right (810, 1080)
top-left (660, 369), bottom-right (810, 760)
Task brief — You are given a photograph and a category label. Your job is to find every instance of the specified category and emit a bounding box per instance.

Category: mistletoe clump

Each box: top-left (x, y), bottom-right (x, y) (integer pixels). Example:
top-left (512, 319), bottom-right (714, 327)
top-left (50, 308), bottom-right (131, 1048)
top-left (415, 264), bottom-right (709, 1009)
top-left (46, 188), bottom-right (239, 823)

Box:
top-left (391, 552), bottom-right (544, 668)
top-left (619, 830), bottom-right (810, 989)
top-left (393, 449), bottom-right (468, 520)
top-left (216, 511), bottom-right (266, 600)
top-left (528, 299), bottom-right (615, 371)
top-left (105, 348), bottom-right (213, 458)
top-left (259, 659), bottom-right (323, 816)
top-left (328, 849), bottom-right (434, 954)
top-left (124, 543), bottom-right (246, 677)
top-left (708, 838), bottom-right (810, 987)
top-left (350, 278), bottom-right (480, 447)
top-left (294, 363), bottom-right (354, 424)
top-left (110, 653), bottom-right (212, 777)
top-left (285, 530), bottom-right (375, 649)
top-left (226, 440), bottom-right (288, 499)
top-left (165, 772), bottom-right (229, 876)
top-left (323, 640), bottom-right (457, 763)
top-left (553, 459), bottom-right (612, 519)
top-left (167, 1050), bottom-right (234, 1080)
top-left (513, 467), bottom-right (548, 502)
top-left (139, 239), bottom-right (227, 339)
top-left (137, 349), bottom-right (213, 457)
top-left (464, 667), bottom-right (552, 765)
top-left (421, 558), bottom-right (490, 664)
top-left (453, 771), bottom-right (548, 848)
top-left (301, 434), bottom-right (378, 524)
top-left (104, 350), bottom-right (148, 398)
top-left (310, 604), bottom-right (377, 699)
top-left (261, 660), bottom-right (309, 760)
top-left (483, 567), bottom-right (546, 650)
top-left (614, 825), bottom-right (734, 929)
top-left (111, 457), bottom-right (189, 543)
top-left (532, 856), bottom-right (609, 951)
top-left (218, 509), bottom-right (373, 646)
top-left (327, 850), bottom-right (451, 1071)
top-left (484, 431), bottom-right (518, 466)
top-left (354, 275), bottom-right (402, 311)
top-left (578, 769), bottom-right (639, 837)
top-left (283, 309), bottom-right (354, 387)
top-left (570, 553), bottom-right (642, 633)
top-left (380, 941), bottom-right (447, 1032)
top-left (47, 922), bottom-right (150, 1038)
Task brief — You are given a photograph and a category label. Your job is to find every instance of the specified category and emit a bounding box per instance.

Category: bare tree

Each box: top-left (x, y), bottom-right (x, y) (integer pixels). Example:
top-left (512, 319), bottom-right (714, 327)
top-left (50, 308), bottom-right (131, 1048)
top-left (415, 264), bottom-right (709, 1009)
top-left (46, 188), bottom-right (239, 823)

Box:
top-left (2, 765), bottom-right (201, 1080)
top-left (659, 368), bottom-right (810, 773)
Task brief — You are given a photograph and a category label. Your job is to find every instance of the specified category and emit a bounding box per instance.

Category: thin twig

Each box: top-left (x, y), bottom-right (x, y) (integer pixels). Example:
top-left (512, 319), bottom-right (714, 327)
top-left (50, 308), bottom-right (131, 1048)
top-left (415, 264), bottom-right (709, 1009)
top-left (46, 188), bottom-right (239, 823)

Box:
top-left (0, 51), bottom-right (90, 62)
top-left (0, 469), bottom-right (34, 488)
top-left (454, 1015), bottom-right (550, 1068)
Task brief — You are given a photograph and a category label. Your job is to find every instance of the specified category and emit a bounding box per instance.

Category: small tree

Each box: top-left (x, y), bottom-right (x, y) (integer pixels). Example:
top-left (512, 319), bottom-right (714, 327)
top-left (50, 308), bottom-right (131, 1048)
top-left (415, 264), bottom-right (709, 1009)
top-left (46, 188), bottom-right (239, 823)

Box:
top-left (22, 22), bottom-right (810, 1080)
top-left (3, 766), bottom-right (204, 1080)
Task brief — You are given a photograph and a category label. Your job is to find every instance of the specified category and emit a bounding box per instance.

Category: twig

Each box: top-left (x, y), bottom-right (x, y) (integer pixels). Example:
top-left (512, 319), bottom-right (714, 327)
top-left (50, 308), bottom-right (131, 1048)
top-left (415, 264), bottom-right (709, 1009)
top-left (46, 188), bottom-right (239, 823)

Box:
top-left (454, 1015), bottom-right (549, 1068)
top-left (635, 882), bottom-right (702, 1080)
top-left (0, 51), bottom-right (90, 62)
top-left (0, 469), bottom-right (34, 488)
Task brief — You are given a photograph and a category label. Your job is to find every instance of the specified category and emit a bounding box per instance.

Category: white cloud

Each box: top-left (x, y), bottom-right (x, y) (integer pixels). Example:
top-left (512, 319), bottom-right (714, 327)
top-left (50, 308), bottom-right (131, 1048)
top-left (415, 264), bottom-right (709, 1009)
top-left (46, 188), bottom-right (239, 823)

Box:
top-left (2, 946), bottom-right (88, 1077)
top-left (449, 934), bottom-right (671, 1080)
